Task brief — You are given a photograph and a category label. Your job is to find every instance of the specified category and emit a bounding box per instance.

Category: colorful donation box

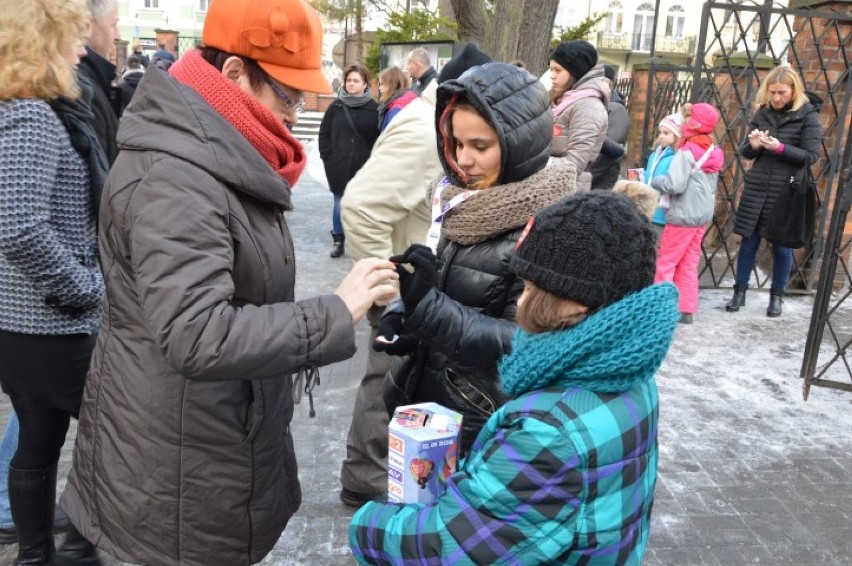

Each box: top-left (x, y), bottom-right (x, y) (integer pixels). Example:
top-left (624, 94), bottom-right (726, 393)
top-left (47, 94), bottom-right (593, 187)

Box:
top-left (388, 402), bottom-right (463, 504)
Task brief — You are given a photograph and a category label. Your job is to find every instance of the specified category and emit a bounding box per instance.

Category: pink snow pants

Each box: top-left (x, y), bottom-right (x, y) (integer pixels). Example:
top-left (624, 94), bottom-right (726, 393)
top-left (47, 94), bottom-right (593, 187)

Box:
top-left (654, 224), bottom-right (707, 314)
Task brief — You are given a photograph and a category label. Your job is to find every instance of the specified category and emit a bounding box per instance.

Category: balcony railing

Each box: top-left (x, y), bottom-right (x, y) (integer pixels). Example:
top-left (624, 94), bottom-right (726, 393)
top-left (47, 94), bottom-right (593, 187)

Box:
top-left (595, 32), bottom-right (696, 55)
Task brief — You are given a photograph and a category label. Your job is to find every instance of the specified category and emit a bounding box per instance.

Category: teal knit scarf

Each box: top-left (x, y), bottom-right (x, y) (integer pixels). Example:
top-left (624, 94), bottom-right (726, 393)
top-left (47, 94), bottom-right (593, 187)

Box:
top-left (500, 283), bottom-right (680, 396)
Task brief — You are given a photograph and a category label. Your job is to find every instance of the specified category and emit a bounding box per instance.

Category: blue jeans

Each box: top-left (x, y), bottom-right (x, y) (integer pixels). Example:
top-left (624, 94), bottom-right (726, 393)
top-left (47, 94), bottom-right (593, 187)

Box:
top-left (0, 410), bottom-right (18, 528)
top-left (735, 228), bottom-right (793, 291)
top-left (332, 194), bottom-right (344, 236)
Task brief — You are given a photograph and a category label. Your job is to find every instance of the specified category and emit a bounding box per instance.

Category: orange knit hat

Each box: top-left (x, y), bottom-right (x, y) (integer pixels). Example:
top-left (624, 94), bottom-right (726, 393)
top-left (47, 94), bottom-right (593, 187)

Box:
top-left (202, 0), bottom-right (331, 94)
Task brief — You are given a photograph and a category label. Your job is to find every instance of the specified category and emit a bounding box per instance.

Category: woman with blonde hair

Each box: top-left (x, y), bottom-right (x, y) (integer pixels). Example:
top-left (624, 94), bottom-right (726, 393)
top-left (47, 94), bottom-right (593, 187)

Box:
top-left (377, 66), bottom-right (417, 132)
top-left (0, 0), bottom-right (103, 563)
top-left (726, 64), bottom-right (822, 317)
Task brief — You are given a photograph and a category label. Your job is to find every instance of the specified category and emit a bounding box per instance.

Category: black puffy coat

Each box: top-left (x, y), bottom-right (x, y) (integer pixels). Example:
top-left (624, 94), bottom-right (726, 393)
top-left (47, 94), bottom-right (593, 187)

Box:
top-left (734, 94), bottom-right (822, 238)
top-left (318, 97), bottom-right (379, 195)
top-left (384, 63), bottom-right (561, 454)
top-left (385, 228), bottom-right (523, 453)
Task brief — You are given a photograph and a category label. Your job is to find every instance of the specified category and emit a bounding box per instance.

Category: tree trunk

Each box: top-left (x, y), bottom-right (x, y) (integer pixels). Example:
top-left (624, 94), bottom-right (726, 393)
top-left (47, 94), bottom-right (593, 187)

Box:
top-left (354, 0), bottom-right (365, 63)
top-left (449, 0), bottom-right (486, 47)
top-left (448, 0), bottom-right (558, 75)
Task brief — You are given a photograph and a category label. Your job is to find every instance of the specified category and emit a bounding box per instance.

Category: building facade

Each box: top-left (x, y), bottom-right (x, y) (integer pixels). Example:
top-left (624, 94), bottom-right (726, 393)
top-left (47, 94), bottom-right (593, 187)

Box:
top-left (556, 0), bottom-right (793, 75)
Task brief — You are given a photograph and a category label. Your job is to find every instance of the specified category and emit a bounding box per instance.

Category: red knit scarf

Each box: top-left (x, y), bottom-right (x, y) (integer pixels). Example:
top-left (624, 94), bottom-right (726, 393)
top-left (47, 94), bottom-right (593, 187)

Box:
top-left (170, 49), bottom-right (306, 187)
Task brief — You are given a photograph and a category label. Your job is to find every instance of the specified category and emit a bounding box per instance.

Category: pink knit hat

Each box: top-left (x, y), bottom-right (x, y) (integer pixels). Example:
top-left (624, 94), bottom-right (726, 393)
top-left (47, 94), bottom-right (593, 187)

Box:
top-left (658, 113), bottom-right (683, 138)
top-left (683, 102), bottom-right (720, 136)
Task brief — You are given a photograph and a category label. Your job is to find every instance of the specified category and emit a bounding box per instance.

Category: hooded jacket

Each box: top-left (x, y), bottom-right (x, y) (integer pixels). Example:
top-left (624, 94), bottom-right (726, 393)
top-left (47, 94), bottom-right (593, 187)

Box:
top-left (734, 93), bottom-right (822, 238)
top-left (61, 67), bottom-right (356, 566)
top-left (383, 64), bottom-right (575, 453)
top-left (550, 65), bottom-right (611, 190)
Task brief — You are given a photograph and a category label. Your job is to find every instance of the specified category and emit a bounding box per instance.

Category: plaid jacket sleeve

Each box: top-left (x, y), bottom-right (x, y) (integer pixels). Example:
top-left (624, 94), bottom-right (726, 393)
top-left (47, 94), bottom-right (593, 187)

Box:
top-left (348, 406), bottom-right (584, 565)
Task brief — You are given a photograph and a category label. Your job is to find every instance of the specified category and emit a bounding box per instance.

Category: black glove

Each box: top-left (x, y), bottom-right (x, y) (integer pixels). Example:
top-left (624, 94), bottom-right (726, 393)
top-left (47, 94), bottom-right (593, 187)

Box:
top-left (389, 244), bottom-right (438, 314)
top-left (373, 311), bottom-right (418, 355)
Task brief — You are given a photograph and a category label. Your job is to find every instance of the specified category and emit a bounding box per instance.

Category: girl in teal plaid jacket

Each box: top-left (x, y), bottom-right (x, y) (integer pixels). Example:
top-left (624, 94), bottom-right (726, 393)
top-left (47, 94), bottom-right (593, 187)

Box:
top-left (350, 191), bottom-right (681, 565)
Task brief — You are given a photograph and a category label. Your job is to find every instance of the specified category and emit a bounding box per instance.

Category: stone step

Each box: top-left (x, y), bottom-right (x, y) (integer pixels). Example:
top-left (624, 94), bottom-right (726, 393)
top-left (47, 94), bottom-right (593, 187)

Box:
top-left (292, 111), bottom-right (323, 143)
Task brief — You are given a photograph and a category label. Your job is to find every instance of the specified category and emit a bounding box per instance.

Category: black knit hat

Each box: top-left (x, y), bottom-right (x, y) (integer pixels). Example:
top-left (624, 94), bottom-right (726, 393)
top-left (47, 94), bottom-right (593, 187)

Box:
top-left (550, 40), bottom-right (598, 81)
top-left (438, 42), bottom-right (492, 84)
top-left (511, 192), bottom-right (657, 310)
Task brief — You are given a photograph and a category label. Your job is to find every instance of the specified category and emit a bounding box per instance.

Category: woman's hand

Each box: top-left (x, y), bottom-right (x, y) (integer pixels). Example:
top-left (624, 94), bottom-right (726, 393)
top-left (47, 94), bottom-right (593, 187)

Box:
top-left (747, 129), bottom-right (764, 151)
top-left (759, 134), bottom-right (781, 152)
top-left (335, 259), bottom-right (399, 326)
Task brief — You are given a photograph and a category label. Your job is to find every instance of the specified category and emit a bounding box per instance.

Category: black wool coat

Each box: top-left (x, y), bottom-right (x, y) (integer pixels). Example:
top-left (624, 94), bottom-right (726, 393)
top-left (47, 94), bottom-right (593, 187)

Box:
top-left (734, 95), bottom-right (822, 238)
top-left (318, 98), bottom-right (380, 196)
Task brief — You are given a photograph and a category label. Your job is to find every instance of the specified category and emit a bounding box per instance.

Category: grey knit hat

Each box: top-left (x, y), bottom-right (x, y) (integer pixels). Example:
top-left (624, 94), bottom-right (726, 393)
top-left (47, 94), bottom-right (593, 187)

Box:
top-left (510, 192), bottom-right (657, 310)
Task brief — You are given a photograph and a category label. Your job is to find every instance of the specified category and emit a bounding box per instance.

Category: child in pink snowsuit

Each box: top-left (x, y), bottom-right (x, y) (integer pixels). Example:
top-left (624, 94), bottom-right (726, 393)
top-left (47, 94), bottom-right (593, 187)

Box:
top-left (650, 103), bottom-right (724, 323)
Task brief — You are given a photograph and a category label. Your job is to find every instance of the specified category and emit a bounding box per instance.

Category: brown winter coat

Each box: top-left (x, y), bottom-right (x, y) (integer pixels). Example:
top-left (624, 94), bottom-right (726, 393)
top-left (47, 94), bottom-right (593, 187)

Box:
top-left (61, 68), bottom-right (356, 566)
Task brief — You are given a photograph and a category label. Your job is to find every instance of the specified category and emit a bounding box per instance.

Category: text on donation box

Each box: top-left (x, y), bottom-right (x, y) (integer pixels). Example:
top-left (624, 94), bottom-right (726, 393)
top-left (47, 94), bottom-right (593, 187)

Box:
top-left (387, 402), bottom-right (462, 504)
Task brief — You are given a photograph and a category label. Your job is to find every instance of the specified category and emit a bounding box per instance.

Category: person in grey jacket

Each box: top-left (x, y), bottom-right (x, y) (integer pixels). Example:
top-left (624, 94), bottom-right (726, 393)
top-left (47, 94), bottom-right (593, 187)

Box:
top-left (651, 103), bottom-right (725, 324)
top-left (589, 65), bottom-right (630, 190)
top-left (0, 1), bottom-right (103, 564)
top-left (60, 1), bottom-right (398, 565)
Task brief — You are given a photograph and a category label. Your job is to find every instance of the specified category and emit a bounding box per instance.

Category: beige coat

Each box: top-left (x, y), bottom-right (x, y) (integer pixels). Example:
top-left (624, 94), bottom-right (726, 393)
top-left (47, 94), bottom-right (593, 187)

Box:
top-left (550, 65), bottom-right (611, 191)
top-left (340, 81), bottom-right (442, 261)
top-left (61, 68), bottom-right (356, 566)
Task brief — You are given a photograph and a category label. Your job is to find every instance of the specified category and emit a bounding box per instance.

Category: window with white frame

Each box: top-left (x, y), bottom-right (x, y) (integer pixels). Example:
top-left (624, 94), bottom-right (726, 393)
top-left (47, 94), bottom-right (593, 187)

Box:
top-left (198, 0), bottom-right (210, 11)
top-left (604, 1), bottom-right (624, 35)
top-left (633, 3), bottom-right (656, 51)
top-left (143, 0), bottom-right (159, 8)
top-left (666, 5), bottom-right (686, 38)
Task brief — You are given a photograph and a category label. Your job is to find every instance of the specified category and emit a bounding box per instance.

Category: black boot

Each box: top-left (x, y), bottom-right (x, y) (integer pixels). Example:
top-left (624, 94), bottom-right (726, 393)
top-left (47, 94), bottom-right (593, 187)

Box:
top-left (725, 285), bottom-right (747, 312)
top-left (50, 524), bottom-right (101, 566)
top-left (767, 289), bottom-right (784, 318)
top-left (330, 231), bottom-right (345, 259)
top-left (9, 465), bottom-right (56, 565)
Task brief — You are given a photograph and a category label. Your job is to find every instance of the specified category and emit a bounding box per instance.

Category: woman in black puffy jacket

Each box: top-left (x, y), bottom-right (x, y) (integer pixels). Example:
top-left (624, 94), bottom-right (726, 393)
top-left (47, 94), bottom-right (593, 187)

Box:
top-left (376, 62), bottom-right (578, 453)
top-left (726, 65), bottom-right (822, 317)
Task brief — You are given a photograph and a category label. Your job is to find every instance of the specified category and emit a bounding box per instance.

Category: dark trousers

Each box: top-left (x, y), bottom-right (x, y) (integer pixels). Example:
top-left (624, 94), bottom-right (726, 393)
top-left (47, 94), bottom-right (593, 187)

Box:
top-left (0, 331), bottom-right (95, 470)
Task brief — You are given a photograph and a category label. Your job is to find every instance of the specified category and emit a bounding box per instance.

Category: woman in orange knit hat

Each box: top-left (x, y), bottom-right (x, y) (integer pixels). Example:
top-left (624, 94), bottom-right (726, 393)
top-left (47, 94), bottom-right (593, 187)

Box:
top-left (60, 1), bottom-right (398, 565)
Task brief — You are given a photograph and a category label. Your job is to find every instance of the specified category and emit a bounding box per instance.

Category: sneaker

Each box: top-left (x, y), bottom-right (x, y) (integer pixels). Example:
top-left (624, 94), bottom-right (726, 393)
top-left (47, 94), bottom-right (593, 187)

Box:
top-left (340, 488), bottom-right (387, 507)
top-left (679, 313), bottom-right (694, 324)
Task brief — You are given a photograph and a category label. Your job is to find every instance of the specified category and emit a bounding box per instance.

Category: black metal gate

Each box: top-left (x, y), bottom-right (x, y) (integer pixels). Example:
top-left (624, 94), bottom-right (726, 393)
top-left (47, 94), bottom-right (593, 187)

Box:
top-left (643, 1), bottom-right (852, 288)
top-left (642, 1), bottom-right (852, 394)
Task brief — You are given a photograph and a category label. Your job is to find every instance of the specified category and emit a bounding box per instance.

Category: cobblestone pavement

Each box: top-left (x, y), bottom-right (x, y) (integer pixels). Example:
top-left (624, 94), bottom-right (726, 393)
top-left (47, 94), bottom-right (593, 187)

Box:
top-left (2, 149), bottom-right (851, 565)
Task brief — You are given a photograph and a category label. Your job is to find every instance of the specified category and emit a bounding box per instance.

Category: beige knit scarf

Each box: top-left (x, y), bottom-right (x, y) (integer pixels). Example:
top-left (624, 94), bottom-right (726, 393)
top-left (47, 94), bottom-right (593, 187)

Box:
top-left (437, 158), bottom-right (578, 246)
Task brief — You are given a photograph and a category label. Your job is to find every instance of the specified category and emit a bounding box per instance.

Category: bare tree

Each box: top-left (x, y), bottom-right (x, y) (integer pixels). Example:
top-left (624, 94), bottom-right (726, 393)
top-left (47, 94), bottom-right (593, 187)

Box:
top-left (449, 0), bottom-right (559, 74)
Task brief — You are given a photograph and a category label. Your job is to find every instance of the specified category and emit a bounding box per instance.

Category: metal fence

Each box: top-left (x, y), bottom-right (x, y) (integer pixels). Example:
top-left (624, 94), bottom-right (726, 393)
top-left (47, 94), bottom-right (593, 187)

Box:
top-left (647, 1), bottom-right (852, 396)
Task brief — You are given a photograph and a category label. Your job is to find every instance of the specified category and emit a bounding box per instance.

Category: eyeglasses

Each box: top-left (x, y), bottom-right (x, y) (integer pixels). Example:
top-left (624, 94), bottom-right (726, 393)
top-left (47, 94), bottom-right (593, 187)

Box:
top-left (263, 76), bottom-right (304, 112)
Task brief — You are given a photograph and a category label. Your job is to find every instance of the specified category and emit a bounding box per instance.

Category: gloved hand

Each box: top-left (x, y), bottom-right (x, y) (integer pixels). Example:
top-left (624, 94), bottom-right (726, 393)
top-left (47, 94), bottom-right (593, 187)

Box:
top-left (372, 311), bottom-right (418, 355)
top-left (389, 244), bottom-right (438, 314)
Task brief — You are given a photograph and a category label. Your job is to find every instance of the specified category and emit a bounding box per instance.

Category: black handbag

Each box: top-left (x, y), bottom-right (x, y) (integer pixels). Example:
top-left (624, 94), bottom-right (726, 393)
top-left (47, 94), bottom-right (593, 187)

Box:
top-left (764, 166), bottom-right (818, 249)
